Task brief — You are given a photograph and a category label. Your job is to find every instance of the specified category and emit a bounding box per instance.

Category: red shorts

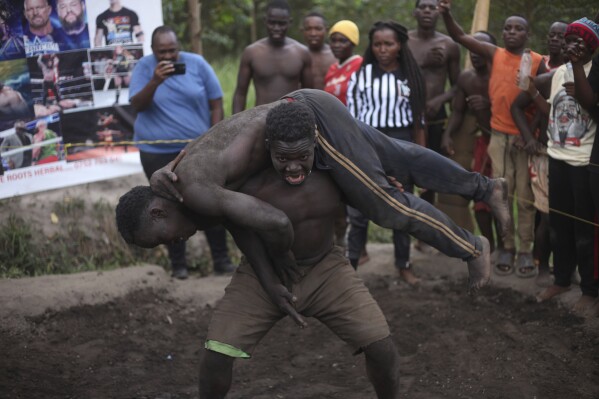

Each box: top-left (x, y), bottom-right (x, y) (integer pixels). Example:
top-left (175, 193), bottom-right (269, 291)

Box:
top-left (472, 135), bottom-right (492, 212)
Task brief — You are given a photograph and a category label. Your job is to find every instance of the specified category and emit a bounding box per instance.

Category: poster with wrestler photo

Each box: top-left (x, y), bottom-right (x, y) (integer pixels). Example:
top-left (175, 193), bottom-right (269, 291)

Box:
top-left (0, 0), bottom-right (26, 61)
top-left (21, 0), bottom-right (91, 57)
top-left (27, 49), bottom-right (93, 117)
top-left (60, 104), bottom-right (135, 161)
top-left (25, 113), bottom-right (63, 166)
top-left (87, 0), bottom-right (162, 56)
top-left (0, 58), bottom-right (34, 132)
top-left (86, 43), bottom-right (142, 107)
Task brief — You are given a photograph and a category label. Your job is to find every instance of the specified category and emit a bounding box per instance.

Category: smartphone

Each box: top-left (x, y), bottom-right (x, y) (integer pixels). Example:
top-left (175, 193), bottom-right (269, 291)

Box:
top-left (169, 62), bottom-right (186, 75)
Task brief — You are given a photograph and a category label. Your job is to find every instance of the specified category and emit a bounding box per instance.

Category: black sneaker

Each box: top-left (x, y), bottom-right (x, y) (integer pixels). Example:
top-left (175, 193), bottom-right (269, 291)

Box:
top-left (171, 268), bottom-right (189, 280)
top-left (213, 260), bottom-right (236, 275)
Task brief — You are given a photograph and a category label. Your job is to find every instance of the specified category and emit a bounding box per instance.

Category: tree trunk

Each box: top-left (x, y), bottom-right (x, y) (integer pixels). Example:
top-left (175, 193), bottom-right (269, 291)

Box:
top-left (250, 0), bottom-right (257, 43)
top-left (188, 0), bottom-right (202, 54)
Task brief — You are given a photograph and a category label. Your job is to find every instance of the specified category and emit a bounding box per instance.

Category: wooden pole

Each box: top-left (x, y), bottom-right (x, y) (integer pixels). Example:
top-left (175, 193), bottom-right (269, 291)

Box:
top-left (464, 0), bottom-right (490, 69)
top-left (188, 0), bottom-right (202, 54)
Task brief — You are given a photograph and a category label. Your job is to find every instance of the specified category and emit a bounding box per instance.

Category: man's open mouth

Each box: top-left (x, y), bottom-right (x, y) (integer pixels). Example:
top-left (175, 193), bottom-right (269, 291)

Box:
top-left (285, 173), bottom-right (305, 185)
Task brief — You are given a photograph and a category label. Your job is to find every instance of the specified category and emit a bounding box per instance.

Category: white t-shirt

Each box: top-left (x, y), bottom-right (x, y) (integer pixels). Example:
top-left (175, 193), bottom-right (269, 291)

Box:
top-left (546, 61), bottom-right (596, 167)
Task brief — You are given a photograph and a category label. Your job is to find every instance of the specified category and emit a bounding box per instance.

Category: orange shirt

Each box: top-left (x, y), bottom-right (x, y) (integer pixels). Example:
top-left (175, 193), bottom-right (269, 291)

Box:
top-left (489, 48), bottom-right (543, 135)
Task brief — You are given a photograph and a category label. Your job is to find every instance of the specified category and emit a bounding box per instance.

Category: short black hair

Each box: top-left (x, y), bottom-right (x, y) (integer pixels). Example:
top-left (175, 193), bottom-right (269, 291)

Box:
top-left (265, 102), bottom-right (316, 143)
top-left (304, 11), bottom-right (326, 23)
top-left (505, 14), bottom-right (530, 31)
top-left (474, 30), bottom-right (497, 45)
top-left (266, 0), bottom-right (290, 13)
top-left (151, 25), bottom-right (177, 47)
top-left (115, 186), bottom-right (155, 244)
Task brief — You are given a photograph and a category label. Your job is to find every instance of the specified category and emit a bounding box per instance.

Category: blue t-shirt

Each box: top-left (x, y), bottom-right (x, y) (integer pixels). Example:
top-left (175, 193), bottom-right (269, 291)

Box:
top-left (129, 51), bottom-right (223, 153)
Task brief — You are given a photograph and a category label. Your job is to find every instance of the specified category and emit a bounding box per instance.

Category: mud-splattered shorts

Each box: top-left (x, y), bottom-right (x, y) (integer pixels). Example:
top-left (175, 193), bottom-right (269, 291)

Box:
top-left (205, 246), bottom-right (390, 358)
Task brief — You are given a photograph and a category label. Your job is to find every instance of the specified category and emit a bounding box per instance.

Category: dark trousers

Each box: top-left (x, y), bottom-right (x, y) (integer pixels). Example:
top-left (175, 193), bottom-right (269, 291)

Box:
top-left (420, 107), bottom-right (447, 205)
top-left (348, 128), bottom-right (414, 268)
top-left (549, 157), bottom-right (598, 297)
top-left (347, 202), bottom-right (411, 269)
top-left (289, 89), bottom-right (493, 261)
top-left (139, 151), bottom-right (230, 269)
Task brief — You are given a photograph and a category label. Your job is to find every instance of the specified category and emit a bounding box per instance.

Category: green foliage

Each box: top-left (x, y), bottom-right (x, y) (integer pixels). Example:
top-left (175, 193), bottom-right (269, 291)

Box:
top-left (368, 223), bottom-right (393, 244)
top-left (0, 199), bottom-right (168, 278)
top-left (212, 56), bottom-right (255, 116)
top-left (164, 0), bottom-right (598, 62)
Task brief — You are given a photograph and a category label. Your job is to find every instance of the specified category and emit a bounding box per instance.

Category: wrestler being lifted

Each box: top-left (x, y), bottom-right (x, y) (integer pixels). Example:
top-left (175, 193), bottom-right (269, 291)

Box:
top-left (120, 90), bottom-right (510, 299)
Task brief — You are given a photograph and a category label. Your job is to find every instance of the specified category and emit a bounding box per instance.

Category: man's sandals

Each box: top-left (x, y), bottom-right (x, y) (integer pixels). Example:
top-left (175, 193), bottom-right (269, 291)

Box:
top-left (494, 249), bottom-right (514, 275)
top-left (494, 250), bottom-right (537, 277)
top-left (515, 252), bottom-right (537, 278)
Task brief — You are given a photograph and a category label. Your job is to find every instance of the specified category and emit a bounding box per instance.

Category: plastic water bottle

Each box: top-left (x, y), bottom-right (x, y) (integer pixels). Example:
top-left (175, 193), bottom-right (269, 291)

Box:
top-left (517, 48), bottom-right (532, 90)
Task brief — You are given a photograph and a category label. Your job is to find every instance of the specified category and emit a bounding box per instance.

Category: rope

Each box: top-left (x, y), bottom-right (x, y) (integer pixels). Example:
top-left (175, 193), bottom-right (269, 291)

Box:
top-left (505, 192), bottom-right (599, 228)
top-left (1, 138), bottom-right (597, 227)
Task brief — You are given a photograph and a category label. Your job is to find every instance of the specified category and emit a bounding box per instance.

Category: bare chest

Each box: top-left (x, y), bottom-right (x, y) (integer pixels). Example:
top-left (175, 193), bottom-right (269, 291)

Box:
top-left (251, 48), bottom-right (305, 81)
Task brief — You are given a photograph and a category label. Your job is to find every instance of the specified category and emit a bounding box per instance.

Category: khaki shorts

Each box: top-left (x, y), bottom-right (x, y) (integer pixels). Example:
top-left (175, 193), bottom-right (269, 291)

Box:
top-left (205, 246), bottom-right (390, 358)
top-left (529, 152), bottom-right (549, 214)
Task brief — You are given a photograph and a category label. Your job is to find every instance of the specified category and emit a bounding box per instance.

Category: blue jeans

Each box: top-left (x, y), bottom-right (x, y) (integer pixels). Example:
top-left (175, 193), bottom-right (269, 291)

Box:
top-left (287, 89), bottom-right (495, 260)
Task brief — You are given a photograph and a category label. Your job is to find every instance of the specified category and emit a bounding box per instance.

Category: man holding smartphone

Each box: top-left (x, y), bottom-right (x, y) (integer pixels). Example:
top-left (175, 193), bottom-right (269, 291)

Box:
top-left (129, 25), bottom-right (236, 279)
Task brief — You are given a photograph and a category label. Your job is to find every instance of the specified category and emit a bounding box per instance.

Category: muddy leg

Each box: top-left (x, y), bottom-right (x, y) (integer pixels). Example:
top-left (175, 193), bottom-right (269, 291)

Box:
top-left (484, 178), bottom-right (511, 240)
top-left (467, 235), bottom-right (491, 294)
top-left (199, 349), bottom-right (235, 399)
top-left (364, 336), bottom-right (400, 399)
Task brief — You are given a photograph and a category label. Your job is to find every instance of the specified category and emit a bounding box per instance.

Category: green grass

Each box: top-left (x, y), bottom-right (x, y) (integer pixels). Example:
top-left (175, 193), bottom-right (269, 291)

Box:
top-left (212, 57), bottom-right (255, 117)
top-left (0, 198), bottom-right (169, 278)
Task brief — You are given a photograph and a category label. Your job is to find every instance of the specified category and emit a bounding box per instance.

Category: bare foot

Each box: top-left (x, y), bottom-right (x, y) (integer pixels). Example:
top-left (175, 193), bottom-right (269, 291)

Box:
top-left (535, 269), bottom-right (553, 288)
top-left (536, 285), bottom-right (571, 303)
top-left (399, 269), bottom-right (421, 286)
top-left (485, 178), bottom-right (511, 240)
top-left (572, 295), bottom-right (597, 316)
top-left (467, 235), bottom-right (491, 294)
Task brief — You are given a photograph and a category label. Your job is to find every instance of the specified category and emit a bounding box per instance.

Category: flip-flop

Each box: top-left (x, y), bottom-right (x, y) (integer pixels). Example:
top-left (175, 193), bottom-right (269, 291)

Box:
top-left (515, 252), bottom-right (538, 278)
top-left (494, 249), bottom-right (514, 276)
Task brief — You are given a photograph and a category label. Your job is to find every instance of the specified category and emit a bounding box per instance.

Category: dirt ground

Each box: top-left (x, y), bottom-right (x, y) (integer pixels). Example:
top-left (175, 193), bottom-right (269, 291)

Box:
top-left (1, 176), bottom-right (599, 399)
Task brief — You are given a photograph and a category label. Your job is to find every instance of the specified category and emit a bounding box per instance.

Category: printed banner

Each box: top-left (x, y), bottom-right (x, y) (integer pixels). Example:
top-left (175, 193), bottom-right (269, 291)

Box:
top-left (0, 0), bottom-right (163, 199)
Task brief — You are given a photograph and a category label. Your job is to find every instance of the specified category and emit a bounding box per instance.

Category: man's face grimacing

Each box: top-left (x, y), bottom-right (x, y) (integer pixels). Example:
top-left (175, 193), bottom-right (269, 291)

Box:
top-left (269, 138), bottom-right (315, 186)
top-left (57, 0), bottom-right (85, 32)
top-left (134, 204), bottom-right (197, 248)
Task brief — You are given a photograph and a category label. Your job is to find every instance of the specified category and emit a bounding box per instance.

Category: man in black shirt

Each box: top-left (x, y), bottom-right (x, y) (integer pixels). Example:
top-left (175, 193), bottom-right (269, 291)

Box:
top-left (94, 0), bottom-right (143, 46)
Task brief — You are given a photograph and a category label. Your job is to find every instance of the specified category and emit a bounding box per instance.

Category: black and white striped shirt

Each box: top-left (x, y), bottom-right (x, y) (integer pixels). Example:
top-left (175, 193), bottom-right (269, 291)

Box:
top-left (346, 63), bottom-right (414, 129)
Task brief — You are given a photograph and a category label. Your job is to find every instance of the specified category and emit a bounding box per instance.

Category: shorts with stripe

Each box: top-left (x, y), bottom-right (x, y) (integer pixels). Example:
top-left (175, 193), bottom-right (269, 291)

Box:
top-left (205, 246), bottom-right (390, 357)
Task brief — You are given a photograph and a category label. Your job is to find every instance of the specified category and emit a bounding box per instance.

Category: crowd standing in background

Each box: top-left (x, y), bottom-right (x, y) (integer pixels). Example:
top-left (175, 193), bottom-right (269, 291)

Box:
top-left (126, 0), bottom-right (598, 314)
top-left (440, 1), bottom-right (549, 281)
top-left (114, 0), bottom-right (599, 395)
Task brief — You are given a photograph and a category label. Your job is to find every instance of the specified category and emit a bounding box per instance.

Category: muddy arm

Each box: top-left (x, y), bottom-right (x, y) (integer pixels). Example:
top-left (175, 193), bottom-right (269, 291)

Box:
top-left (225, 223), bottom-right (306, 327)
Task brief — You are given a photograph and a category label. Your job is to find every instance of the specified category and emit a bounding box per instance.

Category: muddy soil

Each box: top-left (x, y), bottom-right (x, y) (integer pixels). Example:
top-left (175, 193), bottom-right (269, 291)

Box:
top-left (1, 250), bottom-right (598, 399)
